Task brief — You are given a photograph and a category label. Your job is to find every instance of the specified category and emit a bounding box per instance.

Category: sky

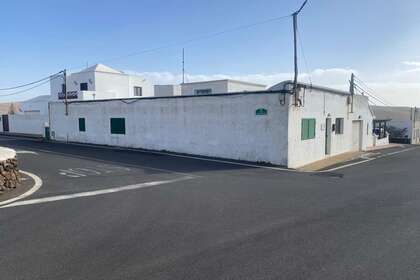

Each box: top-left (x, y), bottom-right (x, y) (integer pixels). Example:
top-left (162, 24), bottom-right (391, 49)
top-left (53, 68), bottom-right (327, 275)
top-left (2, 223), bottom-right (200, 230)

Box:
top-left (0, 0), bottom-right (420, 106)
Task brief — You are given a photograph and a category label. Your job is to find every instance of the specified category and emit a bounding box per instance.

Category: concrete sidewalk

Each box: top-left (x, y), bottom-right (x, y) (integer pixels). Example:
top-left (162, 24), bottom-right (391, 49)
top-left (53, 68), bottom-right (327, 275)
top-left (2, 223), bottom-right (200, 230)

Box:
top-left (298, 144), bottom-right (407, 172)
top-left (298, 151), bottom-right (363, 172)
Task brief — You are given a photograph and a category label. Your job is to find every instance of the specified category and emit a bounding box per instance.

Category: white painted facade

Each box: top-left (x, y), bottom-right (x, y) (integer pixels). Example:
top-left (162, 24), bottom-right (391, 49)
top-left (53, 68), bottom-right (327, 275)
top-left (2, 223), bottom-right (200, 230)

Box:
top-left (0, 114), bottom-right (47, 136)
top-left (50, 64), bottom-right (154, 101)
top-left (180, 79), bottom-right (266, 96)
top-left (49, 81), bottom-right (375, 168)
top-left (50, 93), bottom-right (289, 165)
top-left (18, 95), bottom-right (51, 115)
top-left (154, 85), bottom-right (182, 97)
top-left (283, 84), bottom-right (374, 168)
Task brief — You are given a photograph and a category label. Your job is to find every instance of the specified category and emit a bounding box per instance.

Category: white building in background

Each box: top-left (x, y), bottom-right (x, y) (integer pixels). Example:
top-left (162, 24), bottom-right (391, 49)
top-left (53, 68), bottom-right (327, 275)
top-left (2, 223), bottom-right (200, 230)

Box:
top-left (49, 80), bottom-right (376, 168)
top-left (19, 95), bottom-right (51, 115)
top-left (372, 106), bottom-right (420, 144)
top-left (50, 64), bottom-right (154, 101)
top-left (0, 64), bottom-right (155, 136)
top-left (154, 79), bottom-right (266, 97)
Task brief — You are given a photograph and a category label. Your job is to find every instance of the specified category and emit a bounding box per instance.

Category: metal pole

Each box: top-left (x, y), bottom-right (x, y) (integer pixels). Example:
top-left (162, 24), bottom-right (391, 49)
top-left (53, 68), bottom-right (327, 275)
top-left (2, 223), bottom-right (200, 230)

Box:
top-left (64, 69), bottom-right (68, 116)
top-left (292, 0), bottom-right (308, 106)
top-left (182, 48), bottom-right (185, 84)
top-left (350, 73), bottom-right (355, 113)
top-left (293, 13), bottom-right (299, 106)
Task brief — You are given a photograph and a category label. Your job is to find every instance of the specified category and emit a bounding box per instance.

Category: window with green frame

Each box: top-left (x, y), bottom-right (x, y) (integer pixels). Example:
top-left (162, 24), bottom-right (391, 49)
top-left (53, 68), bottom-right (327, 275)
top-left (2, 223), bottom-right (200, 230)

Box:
top-left (78, 118), bottom-right (86, 132)
top-left (110, 118), bottom-right (126, 135)
top-left (301, 118), bottom-right (316, 140)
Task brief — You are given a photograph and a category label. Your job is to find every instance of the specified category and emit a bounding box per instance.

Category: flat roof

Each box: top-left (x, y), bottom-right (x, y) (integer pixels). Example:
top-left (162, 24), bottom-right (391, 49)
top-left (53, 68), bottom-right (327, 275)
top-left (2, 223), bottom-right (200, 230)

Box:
top-left (50, 89), bottom-right (290, 105)
top-left (181, 79), bottom-right (266, 88)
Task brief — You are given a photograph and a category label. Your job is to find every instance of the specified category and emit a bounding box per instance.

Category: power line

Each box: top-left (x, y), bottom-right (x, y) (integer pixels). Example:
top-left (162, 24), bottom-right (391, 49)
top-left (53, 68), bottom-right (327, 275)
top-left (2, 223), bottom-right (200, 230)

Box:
top-left (0, 74), bottom-right (62, 97)
top-left (69, 13), bottom-right (293, 70)
top-left (353, 83), bottom-right (392, 106)
top-left (0, 71), bottom-right (62, 91)
top-left (353, 75), bottom-right (394, 106)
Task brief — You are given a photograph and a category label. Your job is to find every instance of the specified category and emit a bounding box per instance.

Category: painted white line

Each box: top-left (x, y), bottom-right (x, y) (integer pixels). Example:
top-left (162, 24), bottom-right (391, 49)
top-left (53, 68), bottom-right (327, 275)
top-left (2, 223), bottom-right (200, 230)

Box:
top-left (24, 147), bottom-right (199, 177)
top-left (16, 150), bottom-right (39, 155)
top-left (1, 175), bottom-right (195, 208)
top-left (323, 147), bottom-right (418, 172)
top-left (384, 147), bottom-right (417, 156)
top-left (0, 171), bottom-right (43, 207)
top-left (323, 158), bottom-right (374, 172)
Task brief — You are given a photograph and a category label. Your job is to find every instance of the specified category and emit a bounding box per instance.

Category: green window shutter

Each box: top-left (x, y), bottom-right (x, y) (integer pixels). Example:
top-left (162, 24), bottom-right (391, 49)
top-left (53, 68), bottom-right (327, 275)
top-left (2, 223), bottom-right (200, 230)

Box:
top-left (308, 119), bottom-right (316, 139)
top-left (110, 118), bottom-right (126, 135)
top-left (79, 118), bottom-right (86, 132)
top-left (301, 119), bottom-right (309, 140)
top-left (302, 118), bottom-right (316, 140)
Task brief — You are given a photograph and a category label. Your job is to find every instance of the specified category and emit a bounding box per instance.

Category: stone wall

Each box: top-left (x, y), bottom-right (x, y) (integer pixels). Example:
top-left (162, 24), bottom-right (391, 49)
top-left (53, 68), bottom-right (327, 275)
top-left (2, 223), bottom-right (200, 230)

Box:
top-left (0, 148), bottom-right (21, 194)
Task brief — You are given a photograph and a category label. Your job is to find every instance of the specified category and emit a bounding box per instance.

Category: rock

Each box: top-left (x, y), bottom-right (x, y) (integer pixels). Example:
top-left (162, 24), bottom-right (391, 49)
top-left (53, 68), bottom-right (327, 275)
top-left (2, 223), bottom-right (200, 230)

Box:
top-left (0, 153), bottom-right (21, 195)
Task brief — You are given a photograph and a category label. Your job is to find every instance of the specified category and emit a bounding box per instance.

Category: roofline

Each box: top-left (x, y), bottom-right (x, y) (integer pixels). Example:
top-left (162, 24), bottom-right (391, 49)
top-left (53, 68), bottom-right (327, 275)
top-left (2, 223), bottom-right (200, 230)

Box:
top-left (49, 89), bottom-right (291, 105)
top-left (181, 79), bottom-right (266, 88)
top-left (69, 69), bottom-right (149, 79)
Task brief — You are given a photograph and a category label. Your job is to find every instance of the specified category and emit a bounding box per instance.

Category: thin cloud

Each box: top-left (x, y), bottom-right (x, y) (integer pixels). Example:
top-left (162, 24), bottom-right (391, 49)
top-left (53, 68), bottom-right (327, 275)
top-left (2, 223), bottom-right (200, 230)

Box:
top-left (126, 67), bottom-right (420, 107)
top-left (126, 68), bottom-right (357, 88)
top-left (402, 61), bottom-right (420, 67)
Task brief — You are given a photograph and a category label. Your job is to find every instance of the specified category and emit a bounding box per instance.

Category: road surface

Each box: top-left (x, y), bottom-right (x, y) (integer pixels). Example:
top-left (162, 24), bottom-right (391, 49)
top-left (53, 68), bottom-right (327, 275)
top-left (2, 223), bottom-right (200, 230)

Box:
top-left (0, 136), bottom-right (419, 279)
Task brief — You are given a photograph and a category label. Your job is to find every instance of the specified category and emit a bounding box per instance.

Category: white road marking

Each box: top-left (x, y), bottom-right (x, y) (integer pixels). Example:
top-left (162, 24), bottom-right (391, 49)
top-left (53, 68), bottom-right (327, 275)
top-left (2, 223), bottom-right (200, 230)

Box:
top-left (323, 147), bottom-right (418, 172)
top-left (59, 169), bottom-right (87, 178)
top-left (323, 159), bottom-right (374, 172)
top-left (58, 165), bottom-right (133, 178)
top-left (74, 168), bottom-right (102, 175)
top-left (2, 135), bottom-right (418, 174)
top-left (20, 147), bottom-right (195, 177)
top-left (16, 150), bottom-right (39, 155)
top-left (0, 171), bottom-right (43, 207)
top-left (1, 175), bottom-right (195, 208)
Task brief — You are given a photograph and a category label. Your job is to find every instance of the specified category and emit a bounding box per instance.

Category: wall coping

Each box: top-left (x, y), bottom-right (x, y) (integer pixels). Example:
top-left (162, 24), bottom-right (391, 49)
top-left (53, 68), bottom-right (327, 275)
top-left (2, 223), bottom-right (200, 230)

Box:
top-left (0, 147), bottom-right (16, 161)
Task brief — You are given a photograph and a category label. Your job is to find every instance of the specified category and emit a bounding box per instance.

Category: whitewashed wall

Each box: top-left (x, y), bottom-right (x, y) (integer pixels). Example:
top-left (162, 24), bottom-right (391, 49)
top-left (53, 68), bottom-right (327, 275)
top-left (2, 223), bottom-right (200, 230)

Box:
top-left (0, 114), bottom-right (47, 136)
top-left (50, 70), bottom-right (153, 100)
top-left (50, 93), bottom-right (289, 165)
top-left (154, 85), bottom-right (182, 97)
top-left (287, 90), bottom-right (374, 168)
top-left (227, 81), bottom-right (266, 92)
top-left (181, 80), bottom-right (229, 95)
top-left (181, 80), bottom-right (266, 96)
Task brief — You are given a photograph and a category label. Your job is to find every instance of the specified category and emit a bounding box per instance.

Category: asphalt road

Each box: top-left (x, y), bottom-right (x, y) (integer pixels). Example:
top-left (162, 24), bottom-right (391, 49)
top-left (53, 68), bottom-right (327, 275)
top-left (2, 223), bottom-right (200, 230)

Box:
top-left (1, 136), bottom-right (420, 279)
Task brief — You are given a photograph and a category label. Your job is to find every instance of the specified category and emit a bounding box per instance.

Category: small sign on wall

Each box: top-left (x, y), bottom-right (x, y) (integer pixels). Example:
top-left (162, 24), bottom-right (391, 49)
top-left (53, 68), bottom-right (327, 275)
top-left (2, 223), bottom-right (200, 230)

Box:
top-left (256, 108), bottom-right (268, 116)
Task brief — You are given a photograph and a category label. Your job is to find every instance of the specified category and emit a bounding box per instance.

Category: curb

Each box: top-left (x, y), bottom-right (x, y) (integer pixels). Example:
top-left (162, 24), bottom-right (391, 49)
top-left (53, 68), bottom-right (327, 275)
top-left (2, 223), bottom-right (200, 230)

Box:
top-left (0, 171), bottom-right (43, 207)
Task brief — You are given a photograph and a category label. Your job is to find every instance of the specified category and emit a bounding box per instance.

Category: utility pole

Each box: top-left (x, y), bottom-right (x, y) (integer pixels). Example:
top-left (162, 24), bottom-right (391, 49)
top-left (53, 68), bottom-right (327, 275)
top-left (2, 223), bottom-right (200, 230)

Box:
top-left (349, 73), bottom-right (355, 113)
top-left (63, 69), bottom-right (68, 116)
top-left (182, 48), bottom-right (185, 84)
top-left (292, 0), bottom-right (308, 106)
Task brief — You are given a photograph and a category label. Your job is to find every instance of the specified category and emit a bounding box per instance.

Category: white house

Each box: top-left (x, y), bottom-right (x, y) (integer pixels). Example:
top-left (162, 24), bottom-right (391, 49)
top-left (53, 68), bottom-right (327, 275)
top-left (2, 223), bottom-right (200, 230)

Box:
top-left (154, 79), bottom-right (266, 97)
top-left (0, 64), bottom-right (155, 136)
top-left (49, 80), bottom-right (375, 168)
top-left (19, 95), bottom-right (51, 115)
top-left (50, 64), bottom-right (154, 101)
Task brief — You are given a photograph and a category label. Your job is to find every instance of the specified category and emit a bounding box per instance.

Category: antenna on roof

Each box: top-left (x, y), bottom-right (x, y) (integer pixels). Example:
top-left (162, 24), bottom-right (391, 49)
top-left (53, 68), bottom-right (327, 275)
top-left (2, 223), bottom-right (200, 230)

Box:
top-left (292, 0), bottom-right (308, 106)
